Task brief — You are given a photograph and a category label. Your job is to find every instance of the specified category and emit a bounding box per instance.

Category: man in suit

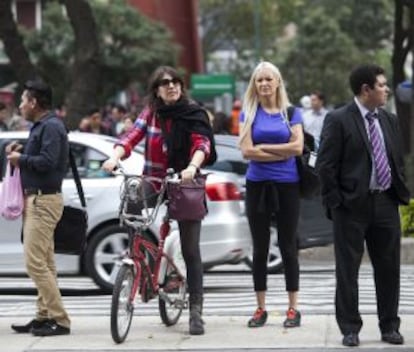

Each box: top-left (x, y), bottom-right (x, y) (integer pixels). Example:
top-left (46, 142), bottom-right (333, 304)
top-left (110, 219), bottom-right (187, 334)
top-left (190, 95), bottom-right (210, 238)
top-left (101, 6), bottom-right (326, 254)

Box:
top-left (317, 64), bottom-right (410, 347)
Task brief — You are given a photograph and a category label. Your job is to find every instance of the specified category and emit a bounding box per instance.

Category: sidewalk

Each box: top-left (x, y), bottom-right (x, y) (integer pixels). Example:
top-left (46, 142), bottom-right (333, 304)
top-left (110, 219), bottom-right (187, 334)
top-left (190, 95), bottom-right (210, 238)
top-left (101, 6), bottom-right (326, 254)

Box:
top-left (2, 314), bottom-right (414, 351)
top-left (300, 237), bottom-right (414, 264)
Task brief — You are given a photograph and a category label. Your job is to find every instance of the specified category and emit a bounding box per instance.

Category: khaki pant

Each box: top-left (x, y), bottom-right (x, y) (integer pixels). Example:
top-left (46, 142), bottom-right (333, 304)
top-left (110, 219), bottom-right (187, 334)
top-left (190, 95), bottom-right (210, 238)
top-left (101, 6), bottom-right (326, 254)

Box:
top-left (23, 194), bottom-right (70, 328)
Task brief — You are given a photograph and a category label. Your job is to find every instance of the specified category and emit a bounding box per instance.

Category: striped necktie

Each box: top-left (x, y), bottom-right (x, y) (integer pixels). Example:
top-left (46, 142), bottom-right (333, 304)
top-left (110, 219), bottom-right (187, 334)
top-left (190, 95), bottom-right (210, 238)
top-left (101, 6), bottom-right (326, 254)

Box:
top-left (366, 112), bottom-right (391, 189)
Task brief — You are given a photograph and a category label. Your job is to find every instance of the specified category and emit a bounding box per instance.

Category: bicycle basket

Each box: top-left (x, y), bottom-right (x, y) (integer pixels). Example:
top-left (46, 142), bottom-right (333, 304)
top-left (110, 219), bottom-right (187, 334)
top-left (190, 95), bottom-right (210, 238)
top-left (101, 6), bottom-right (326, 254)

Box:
top-left (121, 177), bottom-right (159, 216)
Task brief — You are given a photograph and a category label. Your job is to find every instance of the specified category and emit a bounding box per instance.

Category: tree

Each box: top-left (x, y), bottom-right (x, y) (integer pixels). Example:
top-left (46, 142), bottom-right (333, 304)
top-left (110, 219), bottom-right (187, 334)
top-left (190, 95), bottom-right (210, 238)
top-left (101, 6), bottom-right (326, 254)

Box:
top-left (61, 0), bottom-right (101, 129)
top-left (23, 0), bottom-right (178, 127)
top-left (393, 0), bottom-right (413, 154)
top-left (91, 0), bottom-right (178, 103)
top-left (0, 0), bottom-right (100, 129)
top-left (1, 0), bottom-right (178, 129)
top-left (0, 0), bottom-right (38, 86)
top-left (199, 0), bottom-right (303, 75)
top-left (278, 7), bottom-right (361, 105)
top-left (392, 0), bottom-right (414, 193)
top-left (20, 2), bottom-right (73, 104)
top-left (199, 0), bottom-right (394, 105)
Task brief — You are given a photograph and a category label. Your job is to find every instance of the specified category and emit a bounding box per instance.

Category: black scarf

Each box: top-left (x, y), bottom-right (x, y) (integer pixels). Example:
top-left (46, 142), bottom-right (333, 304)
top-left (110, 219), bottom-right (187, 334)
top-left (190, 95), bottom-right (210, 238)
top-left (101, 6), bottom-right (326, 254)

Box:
top-left (157, 99), bottom-right (217, 171)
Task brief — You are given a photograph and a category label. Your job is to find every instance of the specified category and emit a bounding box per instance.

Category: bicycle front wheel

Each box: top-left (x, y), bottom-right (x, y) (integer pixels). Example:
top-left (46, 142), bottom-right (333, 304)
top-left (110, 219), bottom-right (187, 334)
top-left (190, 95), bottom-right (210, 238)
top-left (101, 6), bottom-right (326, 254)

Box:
top-left (110, 264), bottom-right (136, 344)
top-left (158, 261), bottom-right (187, 326)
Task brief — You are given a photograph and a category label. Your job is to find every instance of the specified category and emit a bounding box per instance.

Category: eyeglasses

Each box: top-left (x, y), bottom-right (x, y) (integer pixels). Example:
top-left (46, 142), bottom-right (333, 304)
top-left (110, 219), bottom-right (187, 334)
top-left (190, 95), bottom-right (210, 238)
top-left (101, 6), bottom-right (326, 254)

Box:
top-left (158, 77), bottom-right (181, 87)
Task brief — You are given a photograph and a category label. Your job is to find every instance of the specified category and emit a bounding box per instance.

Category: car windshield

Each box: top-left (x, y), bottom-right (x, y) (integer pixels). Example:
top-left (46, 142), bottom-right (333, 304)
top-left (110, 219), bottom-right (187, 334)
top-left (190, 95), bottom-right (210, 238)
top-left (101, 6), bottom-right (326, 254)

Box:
top-left (206, 136), bottom-right (247, 176)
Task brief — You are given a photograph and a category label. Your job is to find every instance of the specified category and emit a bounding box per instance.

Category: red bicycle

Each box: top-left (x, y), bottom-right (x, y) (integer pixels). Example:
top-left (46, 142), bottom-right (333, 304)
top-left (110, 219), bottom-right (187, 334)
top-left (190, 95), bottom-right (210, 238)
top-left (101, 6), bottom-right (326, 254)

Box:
top-left (110, 167), bottom-right (187, 344)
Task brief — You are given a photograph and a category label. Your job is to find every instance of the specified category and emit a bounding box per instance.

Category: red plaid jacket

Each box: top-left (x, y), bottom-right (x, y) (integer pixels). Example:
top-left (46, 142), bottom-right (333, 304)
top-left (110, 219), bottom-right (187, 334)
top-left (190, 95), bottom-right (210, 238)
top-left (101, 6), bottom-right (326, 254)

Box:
top-left (116, 107), bottom-right (211, 177)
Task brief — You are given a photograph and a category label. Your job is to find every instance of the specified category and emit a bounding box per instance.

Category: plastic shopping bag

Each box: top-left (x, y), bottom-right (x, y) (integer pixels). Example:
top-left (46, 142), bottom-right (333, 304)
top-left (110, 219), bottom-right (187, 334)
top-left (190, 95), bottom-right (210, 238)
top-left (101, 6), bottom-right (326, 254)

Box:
top-left (0, 162), bottom-right (24, 220)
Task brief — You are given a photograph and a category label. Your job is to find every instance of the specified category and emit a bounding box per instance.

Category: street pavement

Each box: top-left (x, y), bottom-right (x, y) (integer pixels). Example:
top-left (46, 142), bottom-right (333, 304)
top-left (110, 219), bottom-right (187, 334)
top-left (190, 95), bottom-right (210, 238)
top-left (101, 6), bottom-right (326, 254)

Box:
top-left (2, 314), bottom-right (414, 351)
top-left (1, 264), bottom-right (414, 351)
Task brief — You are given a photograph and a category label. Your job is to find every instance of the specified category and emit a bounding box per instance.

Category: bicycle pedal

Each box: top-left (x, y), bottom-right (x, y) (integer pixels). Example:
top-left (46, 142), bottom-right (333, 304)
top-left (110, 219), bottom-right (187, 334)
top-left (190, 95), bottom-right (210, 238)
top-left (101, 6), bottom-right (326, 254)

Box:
top-left (175, 299), bottom-right (187, 310)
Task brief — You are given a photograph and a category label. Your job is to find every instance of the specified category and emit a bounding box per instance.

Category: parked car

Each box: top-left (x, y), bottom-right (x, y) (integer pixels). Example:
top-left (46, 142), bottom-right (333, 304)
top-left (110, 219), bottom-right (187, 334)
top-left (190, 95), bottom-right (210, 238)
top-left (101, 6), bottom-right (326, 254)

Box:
top-left (208, 134), bottom-right (334, 273)
top-left (0, 131), bottom-right (250, 291)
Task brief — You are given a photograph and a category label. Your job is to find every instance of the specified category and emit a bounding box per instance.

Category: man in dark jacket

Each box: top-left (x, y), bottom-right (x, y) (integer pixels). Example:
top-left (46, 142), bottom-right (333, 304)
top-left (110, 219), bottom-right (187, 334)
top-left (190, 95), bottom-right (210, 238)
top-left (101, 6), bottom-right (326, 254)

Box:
top-left (7, 79), bottom-right (71, 336)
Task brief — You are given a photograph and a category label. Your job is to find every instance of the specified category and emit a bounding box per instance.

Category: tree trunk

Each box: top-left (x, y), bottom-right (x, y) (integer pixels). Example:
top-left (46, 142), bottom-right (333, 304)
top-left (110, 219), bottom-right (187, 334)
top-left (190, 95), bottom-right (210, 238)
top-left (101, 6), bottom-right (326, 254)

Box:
top-left (392, 0), bottom-right (411, 154)
top-left (0, 0), bottom-right (38, 86)
top-left (410, 4), bottom-right (414, 154)
top-left (393, 0), bottom-right (414, 193)
top-left (62, 0), bottom-right (101, 130)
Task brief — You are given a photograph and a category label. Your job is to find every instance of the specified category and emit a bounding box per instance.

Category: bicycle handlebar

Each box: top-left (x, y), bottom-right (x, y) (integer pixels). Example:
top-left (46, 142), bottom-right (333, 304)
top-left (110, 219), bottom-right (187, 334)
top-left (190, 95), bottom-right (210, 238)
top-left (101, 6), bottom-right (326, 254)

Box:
top-left (114, 165), bottom-right (180, 230)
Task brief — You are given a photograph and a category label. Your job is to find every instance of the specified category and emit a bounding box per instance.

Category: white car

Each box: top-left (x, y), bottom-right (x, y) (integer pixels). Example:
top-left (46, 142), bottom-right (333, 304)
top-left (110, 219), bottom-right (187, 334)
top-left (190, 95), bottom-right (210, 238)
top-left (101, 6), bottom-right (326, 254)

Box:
top-left (0, 131), bottom-right (251, 291)
top-left (211, 135), bottom-right (333, 273)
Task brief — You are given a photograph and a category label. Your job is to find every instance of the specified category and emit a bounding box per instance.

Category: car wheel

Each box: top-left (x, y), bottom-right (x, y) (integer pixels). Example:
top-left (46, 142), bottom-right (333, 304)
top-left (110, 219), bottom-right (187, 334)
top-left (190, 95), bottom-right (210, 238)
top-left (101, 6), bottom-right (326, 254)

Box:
top-left (84, 224), bottom-right (129, 292)
top-left (244, 224), bottom-right (284, 273)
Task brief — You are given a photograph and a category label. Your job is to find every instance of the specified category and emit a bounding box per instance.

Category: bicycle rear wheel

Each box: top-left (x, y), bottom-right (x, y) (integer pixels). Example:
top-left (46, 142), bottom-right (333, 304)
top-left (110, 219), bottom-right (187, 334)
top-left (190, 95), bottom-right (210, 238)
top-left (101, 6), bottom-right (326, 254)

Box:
top-left (158, 261), bottom-right (187, 326)
top-left (110, 264), bottom-right (136, 343)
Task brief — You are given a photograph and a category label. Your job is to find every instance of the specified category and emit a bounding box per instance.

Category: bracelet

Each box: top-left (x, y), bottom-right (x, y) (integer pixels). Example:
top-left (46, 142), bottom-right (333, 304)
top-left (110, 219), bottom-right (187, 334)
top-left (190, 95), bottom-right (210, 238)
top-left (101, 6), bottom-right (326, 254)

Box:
top-left (189, 163), bottom-right (199, 171)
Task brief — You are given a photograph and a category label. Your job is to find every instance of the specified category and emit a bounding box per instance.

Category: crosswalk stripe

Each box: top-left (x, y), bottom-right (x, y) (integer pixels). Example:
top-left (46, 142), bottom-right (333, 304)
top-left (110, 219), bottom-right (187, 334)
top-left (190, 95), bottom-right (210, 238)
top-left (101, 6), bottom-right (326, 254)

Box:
top-left (1, 265), bottom-right (414, 317)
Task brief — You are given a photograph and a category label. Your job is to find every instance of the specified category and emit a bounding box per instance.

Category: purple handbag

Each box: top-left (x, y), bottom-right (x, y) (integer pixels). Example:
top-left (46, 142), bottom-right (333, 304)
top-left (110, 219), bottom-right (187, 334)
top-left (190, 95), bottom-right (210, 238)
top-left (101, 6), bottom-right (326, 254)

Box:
top-left (167, 174), bottom-right (208, 221)
top-left (0, 162), bottom-right (24, 220)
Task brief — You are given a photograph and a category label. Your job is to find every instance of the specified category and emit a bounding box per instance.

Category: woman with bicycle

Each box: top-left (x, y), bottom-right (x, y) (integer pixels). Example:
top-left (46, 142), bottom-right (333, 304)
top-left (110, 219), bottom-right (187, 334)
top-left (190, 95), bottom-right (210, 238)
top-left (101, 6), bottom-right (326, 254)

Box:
top-left (103, 66), bottom-right (216, 336)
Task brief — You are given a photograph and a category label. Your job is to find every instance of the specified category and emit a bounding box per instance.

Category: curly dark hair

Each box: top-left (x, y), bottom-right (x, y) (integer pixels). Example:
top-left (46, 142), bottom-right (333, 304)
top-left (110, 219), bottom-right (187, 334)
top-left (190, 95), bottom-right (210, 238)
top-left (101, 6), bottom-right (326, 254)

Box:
top-left (146, 66), bottom-right (187, 110)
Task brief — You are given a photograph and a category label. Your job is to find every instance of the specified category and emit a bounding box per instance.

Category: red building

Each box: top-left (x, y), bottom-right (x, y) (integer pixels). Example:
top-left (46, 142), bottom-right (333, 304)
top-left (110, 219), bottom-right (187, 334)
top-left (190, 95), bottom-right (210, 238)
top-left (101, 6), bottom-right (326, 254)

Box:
top-left (127, 0), bottom-right (203, 74)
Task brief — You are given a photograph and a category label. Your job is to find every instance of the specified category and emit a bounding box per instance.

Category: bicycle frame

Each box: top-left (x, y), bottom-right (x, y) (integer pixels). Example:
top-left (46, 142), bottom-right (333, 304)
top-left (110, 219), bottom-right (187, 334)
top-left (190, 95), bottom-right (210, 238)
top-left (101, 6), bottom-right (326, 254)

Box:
top-left (124, 223), bottom-right (184, 303)
top-left (111, 168), bottom-right (188, 344)
top-left (116, 169), bottom-right (186, 304)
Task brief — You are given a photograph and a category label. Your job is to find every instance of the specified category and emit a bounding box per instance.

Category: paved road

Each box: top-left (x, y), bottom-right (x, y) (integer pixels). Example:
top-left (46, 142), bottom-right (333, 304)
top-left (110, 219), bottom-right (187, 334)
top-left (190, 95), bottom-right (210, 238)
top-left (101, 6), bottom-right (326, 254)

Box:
top-left (2, 265), bottom-right (414, 352)
top-left (1, 264), bottom-right (414, 317)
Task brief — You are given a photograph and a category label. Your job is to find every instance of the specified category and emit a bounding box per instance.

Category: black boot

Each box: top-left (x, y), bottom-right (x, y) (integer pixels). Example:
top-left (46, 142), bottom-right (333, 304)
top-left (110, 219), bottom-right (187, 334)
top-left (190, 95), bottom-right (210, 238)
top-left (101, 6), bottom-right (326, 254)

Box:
top-left (189, 293), bottom-right (204, 335)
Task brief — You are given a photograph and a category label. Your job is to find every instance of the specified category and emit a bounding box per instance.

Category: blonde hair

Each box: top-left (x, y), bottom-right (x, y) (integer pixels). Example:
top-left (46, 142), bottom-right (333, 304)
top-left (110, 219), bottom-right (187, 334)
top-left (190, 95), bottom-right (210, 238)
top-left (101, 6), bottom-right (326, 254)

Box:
top-left (239, 61), bottom-right (290, 142)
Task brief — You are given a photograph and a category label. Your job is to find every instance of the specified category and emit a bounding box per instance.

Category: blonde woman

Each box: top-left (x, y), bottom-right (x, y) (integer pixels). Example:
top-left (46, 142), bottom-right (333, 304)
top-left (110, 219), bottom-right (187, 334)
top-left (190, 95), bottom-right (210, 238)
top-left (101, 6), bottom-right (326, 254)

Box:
top-left (239, 61), bottom-right (304, 328)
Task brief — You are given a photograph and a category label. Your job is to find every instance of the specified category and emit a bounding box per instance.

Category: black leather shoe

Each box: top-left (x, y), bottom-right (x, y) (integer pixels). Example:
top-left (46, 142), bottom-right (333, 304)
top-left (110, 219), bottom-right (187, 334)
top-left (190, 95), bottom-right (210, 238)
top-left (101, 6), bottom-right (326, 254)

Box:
top-left (342, 332), bottom-right (360, 347)
top-left (381, 330), bottom-right (404, 345)
top-left (31, 320), bottom-right (70, 336)
top-left (11, 319), bottom-right (45, 333)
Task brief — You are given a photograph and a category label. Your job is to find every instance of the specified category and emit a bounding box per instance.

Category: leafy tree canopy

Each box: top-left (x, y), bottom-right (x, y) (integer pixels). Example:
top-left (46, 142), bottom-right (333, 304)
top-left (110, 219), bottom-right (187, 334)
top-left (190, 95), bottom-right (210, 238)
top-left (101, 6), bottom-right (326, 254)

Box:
top-left (22, 0), bottom-right (179, 106)
top-left (199, 0), bottom-right (394, 106)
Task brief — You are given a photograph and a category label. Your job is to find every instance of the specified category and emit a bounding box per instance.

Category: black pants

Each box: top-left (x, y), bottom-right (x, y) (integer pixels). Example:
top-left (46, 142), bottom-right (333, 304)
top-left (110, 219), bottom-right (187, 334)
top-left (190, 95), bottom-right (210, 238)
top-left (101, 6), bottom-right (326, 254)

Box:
top-left (332, 191), bottom-right (401, 335)
top-left (246, 180), bottom-right (300, 292)
top-left (178, 220), bottom-right (203, 295)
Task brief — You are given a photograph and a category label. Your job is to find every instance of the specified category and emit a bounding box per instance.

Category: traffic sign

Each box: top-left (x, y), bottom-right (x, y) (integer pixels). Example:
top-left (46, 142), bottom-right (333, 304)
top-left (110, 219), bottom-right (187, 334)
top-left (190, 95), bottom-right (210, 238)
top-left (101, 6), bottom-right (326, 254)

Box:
top-left (190, 74), bottom-right (235, 98)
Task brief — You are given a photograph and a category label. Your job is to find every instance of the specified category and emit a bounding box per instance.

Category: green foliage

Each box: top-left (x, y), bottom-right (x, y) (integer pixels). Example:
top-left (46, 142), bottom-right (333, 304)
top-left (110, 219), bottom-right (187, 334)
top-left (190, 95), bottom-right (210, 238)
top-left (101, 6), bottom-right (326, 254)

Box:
top-left (325, 0), bottom-right (394, 51)
top-left (278, 6), bottom-right (360, 104)
top-left (401, 200), bottom-right (414, 237)
top-left (23, 0), bottom-right (178, 106)
top-left (199, 0), bottom-right (394, 106)
top-left (92, 0), bottom-right (178, 103)
top-left (21, 2), bottom-right (73, 104)
top-left (200, 0), bottom-right (291, 55)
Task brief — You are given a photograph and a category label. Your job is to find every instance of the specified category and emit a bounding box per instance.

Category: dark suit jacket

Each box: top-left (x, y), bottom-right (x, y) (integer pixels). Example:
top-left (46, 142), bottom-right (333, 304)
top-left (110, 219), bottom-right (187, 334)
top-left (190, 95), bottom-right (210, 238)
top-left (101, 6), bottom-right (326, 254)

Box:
top-left (316, 101), bottom-right (410, 214)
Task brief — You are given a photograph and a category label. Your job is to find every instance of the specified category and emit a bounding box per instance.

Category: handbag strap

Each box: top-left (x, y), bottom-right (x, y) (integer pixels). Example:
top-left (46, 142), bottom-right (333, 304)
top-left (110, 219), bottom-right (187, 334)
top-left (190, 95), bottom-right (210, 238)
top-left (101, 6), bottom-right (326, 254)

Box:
top-left (287, 106), bottom-right (316, 152)
top-left (287, 106), bottom-right (295, 121)
top-left (69, 147), bottom-right (86, 208)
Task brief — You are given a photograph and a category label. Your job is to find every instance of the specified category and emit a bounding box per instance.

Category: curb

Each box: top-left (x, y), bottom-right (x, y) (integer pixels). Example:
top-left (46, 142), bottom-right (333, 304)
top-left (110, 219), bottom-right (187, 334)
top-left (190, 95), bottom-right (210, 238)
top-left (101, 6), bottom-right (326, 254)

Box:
top-left (300, 237), bottom-right (414, 264)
